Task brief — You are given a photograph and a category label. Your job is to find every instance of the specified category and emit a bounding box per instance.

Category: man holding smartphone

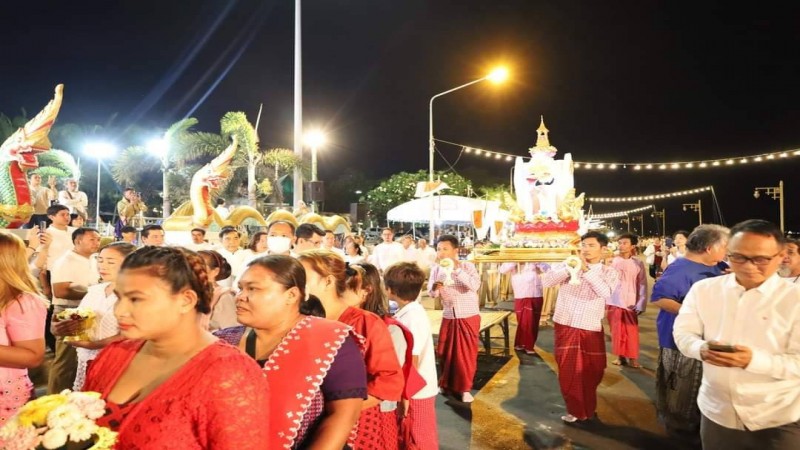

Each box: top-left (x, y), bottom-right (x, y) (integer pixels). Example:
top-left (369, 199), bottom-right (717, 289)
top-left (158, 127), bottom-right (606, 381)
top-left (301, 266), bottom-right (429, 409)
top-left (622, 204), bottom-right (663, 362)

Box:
top-left (674, 220), bottom-right (800, 448)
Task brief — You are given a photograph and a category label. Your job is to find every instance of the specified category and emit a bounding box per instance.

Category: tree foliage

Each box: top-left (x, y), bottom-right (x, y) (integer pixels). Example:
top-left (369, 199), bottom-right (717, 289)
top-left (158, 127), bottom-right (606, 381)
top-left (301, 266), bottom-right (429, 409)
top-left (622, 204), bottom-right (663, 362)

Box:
top-left (364, 170), bottom-right (472, 225)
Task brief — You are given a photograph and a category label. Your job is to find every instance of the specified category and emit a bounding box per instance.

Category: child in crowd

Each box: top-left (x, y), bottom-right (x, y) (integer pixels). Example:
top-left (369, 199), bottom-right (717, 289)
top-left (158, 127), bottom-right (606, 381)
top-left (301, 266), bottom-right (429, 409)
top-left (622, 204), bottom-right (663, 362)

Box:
top-left (385, 262), bottom-right (439, 450)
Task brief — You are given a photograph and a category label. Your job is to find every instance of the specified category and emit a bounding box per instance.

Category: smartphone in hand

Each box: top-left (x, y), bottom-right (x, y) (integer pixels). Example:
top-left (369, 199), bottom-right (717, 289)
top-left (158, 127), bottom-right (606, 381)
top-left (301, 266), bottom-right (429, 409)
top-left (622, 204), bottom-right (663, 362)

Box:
top-left (707, 343), bottom-right (736, 353)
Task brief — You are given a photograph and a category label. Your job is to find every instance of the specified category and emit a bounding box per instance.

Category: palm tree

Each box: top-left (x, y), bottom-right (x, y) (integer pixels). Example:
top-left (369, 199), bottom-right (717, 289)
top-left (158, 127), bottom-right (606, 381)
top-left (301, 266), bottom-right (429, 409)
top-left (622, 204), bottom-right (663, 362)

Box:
top-left (220, 112), bottom-right (258, 207)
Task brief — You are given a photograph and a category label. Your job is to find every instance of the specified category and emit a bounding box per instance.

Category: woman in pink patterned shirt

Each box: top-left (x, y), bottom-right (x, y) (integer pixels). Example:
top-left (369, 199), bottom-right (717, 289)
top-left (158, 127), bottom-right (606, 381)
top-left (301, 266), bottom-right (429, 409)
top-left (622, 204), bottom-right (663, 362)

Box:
top-left (0, 232), bottom-right (47, 427)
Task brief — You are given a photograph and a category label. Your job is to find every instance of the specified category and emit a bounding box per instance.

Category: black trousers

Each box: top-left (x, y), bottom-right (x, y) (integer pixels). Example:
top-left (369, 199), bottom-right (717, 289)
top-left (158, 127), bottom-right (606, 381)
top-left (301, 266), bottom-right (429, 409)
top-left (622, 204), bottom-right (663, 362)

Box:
top-left (701, 414), bottom-right (800, 450)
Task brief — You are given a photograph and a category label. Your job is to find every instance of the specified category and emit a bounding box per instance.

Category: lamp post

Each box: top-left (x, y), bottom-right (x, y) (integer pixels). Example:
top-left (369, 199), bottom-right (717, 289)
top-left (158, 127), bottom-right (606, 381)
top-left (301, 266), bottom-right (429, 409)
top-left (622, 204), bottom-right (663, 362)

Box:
top-left (754, 180), bottom-right (785, 232)
top-left (682, 199), bottom-right (702, 225)
top-left (304, 130), bottom-right (327, 213)
top-left (428, 67), bottom-right (508, 240)
top-left (147, 138), bottom-right (170, 218)
top-left (83, 142), bottom-right (116, 230)
top-left (651, 208), bottom-right (666, 236)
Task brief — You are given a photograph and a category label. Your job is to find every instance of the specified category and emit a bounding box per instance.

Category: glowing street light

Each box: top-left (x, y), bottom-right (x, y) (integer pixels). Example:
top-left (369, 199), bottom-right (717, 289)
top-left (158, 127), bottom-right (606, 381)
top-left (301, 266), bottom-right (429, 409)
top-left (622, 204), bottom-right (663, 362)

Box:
top-left (147, 137), bottom-right (171, 217)
top-left (428, 66), bottom-right (509, 240)
top-left (83, 142), bottom-right (117, 228)
top-left (304, 130), bottom-right (328, 212)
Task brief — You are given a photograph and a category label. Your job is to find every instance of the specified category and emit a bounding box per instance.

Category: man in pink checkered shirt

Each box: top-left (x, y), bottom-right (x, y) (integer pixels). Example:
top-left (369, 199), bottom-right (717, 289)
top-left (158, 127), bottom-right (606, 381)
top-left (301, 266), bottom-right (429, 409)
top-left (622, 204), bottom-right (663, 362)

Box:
top-left (428, 234), bottom-right (481, 403)
top-left (542, 230), bottom-right (620, 425)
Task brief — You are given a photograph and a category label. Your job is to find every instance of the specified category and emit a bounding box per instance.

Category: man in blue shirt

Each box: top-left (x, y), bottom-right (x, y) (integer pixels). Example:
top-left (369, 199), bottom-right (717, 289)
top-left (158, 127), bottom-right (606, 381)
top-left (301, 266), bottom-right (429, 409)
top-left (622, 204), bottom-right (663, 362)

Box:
top-left (651, 224), bottom-right (729, 447)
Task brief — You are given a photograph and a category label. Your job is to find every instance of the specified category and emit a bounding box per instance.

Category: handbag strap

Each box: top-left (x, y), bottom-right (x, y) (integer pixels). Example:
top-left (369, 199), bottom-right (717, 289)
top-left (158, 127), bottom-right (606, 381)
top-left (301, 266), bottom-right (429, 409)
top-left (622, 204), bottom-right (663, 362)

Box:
top-left (245, 328), bottom-right (257, 359)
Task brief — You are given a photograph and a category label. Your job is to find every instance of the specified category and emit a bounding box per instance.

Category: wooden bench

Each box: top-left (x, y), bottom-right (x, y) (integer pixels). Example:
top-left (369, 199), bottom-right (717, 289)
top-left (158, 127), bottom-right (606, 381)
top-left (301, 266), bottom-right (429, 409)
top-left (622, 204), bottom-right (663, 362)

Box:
top-left (426, 310), bottom-right (513, 356)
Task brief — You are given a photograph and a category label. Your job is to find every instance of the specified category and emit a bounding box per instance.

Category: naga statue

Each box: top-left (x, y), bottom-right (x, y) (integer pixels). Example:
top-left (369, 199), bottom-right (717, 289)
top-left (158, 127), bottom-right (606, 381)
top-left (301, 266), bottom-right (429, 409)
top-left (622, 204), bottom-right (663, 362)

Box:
top-left (162, 136), bottom-right (268, 230)
top-left (162, 135), bottom-right (351, 232)
top-left (0, 84), bottom-right (64, 228)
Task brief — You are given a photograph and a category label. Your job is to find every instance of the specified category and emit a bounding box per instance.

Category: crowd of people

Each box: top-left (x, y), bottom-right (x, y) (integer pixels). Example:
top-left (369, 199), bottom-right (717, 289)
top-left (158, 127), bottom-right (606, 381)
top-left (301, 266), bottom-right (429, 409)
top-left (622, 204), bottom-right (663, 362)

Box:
top-left (2, 204), bottom-right (800, 449)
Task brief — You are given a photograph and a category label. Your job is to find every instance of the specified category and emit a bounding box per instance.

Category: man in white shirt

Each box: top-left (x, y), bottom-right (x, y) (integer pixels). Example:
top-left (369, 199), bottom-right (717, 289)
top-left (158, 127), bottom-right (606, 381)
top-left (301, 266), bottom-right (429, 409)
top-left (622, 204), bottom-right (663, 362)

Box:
top-left (674, 219), bottom-right (800, 448)
top-left (214, 198), bottom-right (230, 218)
top-left (185, 228), bottom-right (212, 251)
top-left (266, 221), bottom-right (296, 256)
top-left (140, 224), bottom-right (165, 247)
top-left (217, 227), bottom-right (248, 288)
top-left (385, 262), bottom-right (439, 448)
top-left (415, 238), bottom-right (437, 276)
top-left (295, 223), bottom-right (324, 253)
top-left (48, 227), bottom-right (101, 394)
top-left (372, 228), bottom-right (404, 274)
top-left (322, 230), bottom-right (345, 257)
top-left (779, 238), bottom-right (800, 283)
top-left (400, 235), bottom-right (418, 263)
top-left (57, 178), bottom-right (88, 216)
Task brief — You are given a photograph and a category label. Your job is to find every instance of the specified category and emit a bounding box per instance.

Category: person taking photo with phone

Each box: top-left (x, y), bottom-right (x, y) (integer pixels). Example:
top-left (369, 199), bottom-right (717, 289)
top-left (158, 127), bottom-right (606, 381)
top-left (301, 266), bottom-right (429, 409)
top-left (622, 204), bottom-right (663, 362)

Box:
top-left (674, 220), bottom-right (800, 449)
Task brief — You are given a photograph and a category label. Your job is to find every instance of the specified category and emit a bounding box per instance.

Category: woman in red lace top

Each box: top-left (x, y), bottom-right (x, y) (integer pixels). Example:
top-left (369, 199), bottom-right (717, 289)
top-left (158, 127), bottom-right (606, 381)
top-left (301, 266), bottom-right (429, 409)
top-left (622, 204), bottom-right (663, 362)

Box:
top-left (82, 246), bottom-right (269, 449)
top-left (299, 250), bottom-right (405, 450)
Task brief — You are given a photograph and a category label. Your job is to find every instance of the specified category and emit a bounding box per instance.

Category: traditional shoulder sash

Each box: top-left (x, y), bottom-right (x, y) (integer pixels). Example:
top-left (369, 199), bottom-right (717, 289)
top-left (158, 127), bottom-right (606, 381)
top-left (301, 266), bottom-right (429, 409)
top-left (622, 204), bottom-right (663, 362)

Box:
top-left (260, 315), bottom-right (354, 449)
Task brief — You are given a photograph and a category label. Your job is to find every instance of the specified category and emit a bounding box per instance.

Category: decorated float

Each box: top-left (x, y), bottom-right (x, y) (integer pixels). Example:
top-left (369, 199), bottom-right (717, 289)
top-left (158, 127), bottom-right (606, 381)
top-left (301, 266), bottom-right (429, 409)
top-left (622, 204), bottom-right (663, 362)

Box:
top-left (473, 117), bottom-right (585, 262)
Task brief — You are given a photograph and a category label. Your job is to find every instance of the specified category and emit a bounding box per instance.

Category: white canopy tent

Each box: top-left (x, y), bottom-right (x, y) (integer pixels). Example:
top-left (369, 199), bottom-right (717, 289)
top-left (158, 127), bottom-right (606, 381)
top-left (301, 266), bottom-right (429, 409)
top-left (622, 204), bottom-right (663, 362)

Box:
top-left (386, 195), bottom-right (509, 238)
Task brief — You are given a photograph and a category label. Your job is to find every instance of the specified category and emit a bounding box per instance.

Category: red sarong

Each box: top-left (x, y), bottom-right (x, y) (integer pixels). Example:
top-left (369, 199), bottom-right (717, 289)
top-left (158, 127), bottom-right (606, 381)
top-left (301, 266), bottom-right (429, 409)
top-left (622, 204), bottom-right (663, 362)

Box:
top-left (514, 297), bottom-right (543, 351)
top-left (606, 305), bottom-right (639, 359)
top-left (437, 315), bottom-right (480, 393)
top-left (406, 396), bottom-right (439, 450)
top-left (554, 323), bottom-right (607, 420)
top-left (354, 404), bottom-right (398, 450)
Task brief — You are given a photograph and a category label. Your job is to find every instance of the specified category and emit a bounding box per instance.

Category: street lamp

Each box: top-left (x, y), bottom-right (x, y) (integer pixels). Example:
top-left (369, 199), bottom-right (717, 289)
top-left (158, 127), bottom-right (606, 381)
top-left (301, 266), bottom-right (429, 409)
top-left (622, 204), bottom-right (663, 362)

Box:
top-left (651, 209), bottom-right (666, 236)
top-left (428, 66), bottom-right (508, 240)
top-left (682, 199), bottom-right (702, 225)
top-left (83, 142), bottom-right (117, 230)
top-left (754, 180), bottom-right (785, 232)
top-left (147, 138), bottom-right (170, 218)
top-left (304, 130), bottom-right (327, 212)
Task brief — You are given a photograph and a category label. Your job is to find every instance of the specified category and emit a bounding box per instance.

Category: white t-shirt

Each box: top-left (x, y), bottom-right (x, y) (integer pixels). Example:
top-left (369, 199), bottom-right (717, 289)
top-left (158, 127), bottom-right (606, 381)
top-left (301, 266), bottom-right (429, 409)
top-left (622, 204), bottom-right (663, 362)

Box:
top-left (58, 190), bottom-right (88, 215)
top-left (416, 246), bottom-right (437, 271)
top-left (217, 248), bottom-right (249, 289)
top-left (45, 226), bottom-right (75, 268)
top-left (50, 251), bottom-right (99, 307)
top-left (393, 300), bottom-right (438, 399)
top-left (184, 242), bottom-right (213, 252)
top-left (401, 246), bottom-right (418, 263)
top-left (372, 242), bottom-right (405, 272)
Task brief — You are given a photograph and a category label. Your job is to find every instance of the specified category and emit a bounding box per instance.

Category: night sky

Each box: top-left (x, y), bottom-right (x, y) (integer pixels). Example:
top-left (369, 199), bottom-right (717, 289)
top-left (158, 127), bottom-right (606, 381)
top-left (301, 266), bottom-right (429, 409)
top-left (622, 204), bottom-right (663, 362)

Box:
top-left (3, 1), bottom-right (799, 233)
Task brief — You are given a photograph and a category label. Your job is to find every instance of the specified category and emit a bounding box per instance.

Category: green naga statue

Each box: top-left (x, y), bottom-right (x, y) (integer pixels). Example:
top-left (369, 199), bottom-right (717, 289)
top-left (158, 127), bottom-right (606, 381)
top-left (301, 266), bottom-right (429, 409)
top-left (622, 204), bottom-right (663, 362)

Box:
top-left (0, 84), bottom-right (63, 228)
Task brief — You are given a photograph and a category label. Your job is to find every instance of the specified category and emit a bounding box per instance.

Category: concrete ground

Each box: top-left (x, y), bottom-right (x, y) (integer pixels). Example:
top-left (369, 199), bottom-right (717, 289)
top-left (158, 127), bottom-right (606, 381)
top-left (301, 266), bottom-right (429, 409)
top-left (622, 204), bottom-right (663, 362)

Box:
top-left (428, 263), bottom-right (678, 450)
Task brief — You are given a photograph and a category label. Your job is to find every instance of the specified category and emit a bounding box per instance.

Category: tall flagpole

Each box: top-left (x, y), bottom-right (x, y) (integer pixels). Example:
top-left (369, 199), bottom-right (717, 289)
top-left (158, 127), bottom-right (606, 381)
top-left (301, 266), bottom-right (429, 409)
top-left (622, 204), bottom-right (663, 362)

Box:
top-left (292, 0), bottom-right (304, 209)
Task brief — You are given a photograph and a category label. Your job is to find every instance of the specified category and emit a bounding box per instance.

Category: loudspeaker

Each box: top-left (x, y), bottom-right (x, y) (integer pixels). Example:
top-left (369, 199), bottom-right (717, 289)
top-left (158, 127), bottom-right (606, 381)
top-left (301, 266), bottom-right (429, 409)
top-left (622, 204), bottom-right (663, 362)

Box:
top-left (304, 181), bottom-right (325, 202)
top-left (350, 202), bottom-right (367, 223)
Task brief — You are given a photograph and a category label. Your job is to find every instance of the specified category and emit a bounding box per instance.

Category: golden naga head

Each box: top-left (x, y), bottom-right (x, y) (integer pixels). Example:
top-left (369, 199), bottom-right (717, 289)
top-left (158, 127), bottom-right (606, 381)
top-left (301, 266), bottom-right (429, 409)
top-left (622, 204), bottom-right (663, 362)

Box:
top-left (195, 136), bottom-right (238, 190)
top-left (0, 84), bottom-right (63, 170)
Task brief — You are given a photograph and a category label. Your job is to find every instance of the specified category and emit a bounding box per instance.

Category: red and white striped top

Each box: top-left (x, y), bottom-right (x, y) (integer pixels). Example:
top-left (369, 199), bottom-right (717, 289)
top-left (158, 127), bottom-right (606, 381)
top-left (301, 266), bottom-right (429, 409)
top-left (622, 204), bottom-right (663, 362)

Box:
top-left (428, 262), bottom-right (481, 319)
top-left (542, 262), bottom-right (620, 331)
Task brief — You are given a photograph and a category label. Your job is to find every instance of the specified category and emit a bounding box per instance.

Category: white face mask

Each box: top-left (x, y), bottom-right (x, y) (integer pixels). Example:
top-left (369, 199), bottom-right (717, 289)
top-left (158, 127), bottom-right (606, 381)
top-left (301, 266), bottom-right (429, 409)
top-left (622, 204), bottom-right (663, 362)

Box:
top-left (268, 236), bottom-right (292, 254)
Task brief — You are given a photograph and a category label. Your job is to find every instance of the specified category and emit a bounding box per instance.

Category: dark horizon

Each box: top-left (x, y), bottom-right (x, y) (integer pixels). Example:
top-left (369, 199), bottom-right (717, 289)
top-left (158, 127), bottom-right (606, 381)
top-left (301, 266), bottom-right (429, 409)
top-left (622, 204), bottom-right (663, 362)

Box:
top-left (3, 1), bottom-right (799, 233)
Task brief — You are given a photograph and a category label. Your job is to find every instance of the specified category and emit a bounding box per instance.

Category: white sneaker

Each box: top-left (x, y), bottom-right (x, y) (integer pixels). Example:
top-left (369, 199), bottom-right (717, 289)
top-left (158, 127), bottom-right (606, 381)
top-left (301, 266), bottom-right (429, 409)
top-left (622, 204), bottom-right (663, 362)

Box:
top-left (461, 392), bottom-right (474, 403)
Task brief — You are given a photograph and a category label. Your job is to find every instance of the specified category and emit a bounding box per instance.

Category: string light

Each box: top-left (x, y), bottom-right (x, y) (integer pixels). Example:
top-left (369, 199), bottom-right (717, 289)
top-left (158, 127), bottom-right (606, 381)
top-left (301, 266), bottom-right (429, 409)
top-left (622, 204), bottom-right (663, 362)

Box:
top-left (443, 141), bottom-right (800, 170)
top-left (588, 186), bottom-right (712, 203)
top-left (592, 205), bottom-right (654, 219)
